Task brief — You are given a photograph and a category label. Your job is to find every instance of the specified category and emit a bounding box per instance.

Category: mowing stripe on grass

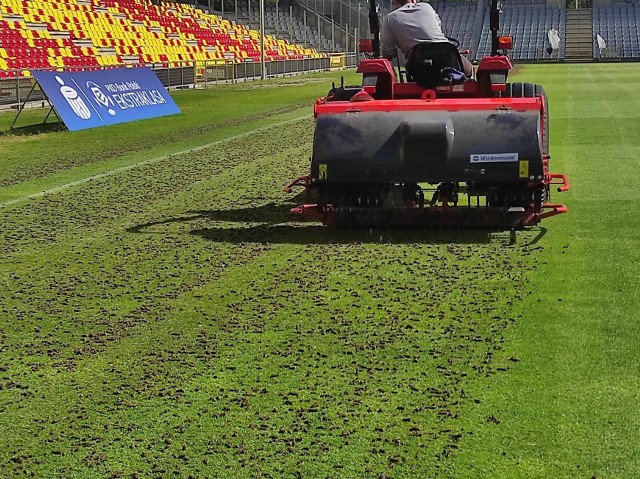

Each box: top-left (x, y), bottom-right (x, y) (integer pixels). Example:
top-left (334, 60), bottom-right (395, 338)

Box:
top-left (0, 113), bottom-right (312, 209)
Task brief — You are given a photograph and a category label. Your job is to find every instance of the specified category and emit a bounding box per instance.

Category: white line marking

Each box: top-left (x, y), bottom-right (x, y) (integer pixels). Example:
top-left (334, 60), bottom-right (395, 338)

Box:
top-left (1, 113), bottom-right (312, 209)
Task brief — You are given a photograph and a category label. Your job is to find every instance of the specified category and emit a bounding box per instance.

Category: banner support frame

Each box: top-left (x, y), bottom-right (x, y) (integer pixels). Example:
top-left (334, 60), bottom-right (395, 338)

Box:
top-left (10, 79), bottom-right (63, 131)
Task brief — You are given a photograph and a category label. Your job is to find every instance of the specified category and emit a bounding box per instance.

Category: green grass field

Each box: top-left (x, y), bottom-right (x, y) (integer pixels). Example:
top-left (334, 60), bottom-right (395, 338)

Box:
top-left (1, 64), bottom-right (638, 478)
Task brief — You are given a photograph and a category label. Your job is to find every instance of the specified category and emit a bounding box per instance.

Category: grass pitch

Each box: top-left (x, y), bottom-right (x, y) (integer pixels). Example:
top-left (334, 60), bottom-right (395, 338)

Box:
top-left (451, 63), bottom-right (640, 479)
top-left (1, 65), bottom-right (639, 478)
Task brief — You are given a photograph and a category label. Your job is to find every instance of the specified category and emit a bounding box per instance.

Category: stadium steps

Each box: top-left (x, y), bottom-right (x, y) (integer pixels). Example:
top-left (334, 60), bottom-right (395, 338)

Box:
top-left (564, 8), bottom-right (593, 62)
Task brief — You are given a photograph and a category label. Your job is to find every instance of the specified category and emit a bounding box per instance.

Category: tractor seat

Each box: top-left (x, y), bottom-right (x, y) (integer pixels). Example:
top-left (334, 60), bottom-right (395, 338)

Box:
top-left (405, 42), bottom-right (466, 88)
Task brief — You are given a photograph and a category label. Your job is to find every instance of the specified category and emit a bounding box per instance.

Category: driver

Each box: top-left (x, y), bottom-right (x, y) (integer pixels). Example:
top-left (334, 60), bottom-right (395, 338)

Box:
top-left (380, 0), bottom-right (473, 77)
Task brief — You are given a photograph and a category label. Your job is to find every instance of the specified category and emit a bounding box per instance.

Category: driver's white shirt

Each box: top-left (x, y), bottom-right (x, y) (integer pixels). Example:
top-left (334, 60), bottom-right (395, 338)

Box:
top-left (380, 2), bottom-right (448, 59)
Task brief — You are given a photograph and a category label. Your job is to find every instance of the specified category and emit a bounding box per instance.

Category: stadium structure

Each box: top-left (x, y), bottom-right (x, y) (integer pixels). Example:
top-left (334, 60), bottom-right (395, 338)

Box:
top-left (0, 0), bottom-right (639, 103)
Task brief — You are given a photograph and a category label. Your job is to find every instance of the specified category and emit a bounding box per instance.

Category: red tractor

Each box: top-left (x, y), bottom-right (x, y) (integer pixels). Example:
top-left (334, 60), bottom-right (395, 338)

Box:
top-left (286, 0), bottom-right (569, 229)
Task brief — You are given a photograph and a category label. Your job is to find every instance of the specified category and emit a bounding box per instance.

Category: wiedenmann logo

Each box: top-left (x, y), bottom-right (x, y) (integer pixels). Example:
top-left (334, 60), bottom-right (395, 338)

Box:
top-left (470, 153), bottom-right (519, 163)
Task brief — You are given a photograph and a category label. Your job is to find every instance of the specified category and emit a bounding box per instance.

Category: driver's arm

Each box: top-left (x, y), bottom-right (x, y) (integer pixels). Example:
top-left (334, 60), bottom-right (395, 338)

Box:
top-left (380, 16), bottom-right (398, 59)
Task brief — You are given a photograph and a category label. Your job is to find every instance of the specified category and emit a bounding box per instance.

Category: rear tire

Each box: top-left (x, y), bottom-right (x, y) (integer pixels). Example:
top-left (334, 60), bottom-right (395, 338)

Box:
top-left (503, 82), bottom-right (549, 156)
top-left (496, 82), bottom-right (551, 211)
top-left (534, 84), bottom-right (550, 157)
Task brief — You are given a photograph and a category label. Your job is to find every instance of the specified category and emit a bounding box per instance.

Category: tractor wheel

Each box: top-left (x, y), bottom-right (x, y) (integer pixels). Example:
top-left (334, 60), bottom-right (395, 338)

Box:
top-left (534, 84), bottom-right (550, 157)
top-left (496, 82), bottom-right (552, 210)
top-left (504, 81), bottom-right (534, 98)
top-left (503, 82), bottom-right (549, 156)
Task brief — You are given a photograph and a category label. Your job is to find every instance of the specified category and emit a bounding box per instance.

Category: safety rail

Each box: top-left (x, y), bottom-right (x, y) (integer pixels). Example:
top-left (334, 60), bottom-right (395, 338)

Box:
top-left (0, 54), bottom-right (357, 110)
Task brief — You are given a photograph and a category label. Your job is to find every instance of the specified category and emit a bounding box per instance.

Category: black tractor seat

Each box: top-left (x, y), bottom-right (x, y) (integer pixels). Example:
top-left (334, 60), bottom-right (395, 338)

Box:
top-left (405, 42), bottom-right (466, 88)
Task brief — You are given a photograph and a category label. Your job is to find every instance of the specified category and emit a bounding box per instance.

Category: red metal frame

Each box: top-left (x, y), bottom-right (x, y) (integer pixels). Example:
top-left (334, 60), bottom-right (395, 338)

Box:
top-left (283, 175), bottom-right (311, 193)
top-left (288, 177), bottom-right (570, 228)
top-left (290, 203), bottom-right (566, 229)
top-left (533, 203), bottom-right (568, 224)
top-left (549, 173), bottom-right (570, 192)
top-left (315, 96), bottom-right (543, 116)
top-left (476, 55), bottom-right (513, 73)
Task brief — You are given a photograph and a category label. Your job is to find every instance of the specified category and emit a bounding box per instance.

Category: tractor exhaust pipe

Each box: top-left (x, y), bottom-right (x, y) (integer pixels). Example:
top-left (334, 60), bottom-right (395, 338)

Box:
top-left (490, 0), bottom-right (502, 56)
top-left (368, 0), bottom-right (380, 58)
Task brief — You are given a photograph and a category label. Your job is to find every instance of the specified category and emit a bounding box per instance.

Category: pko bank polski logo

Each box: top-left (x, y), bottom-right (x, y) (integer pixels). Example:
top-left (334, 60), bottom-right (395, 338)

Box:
top-left (81, 79), bottom-right (168, 121)
top-left (87, 81), bottom-right (116, 117)
top-left (33, 69), bottom-right (181, 131)
top-left (54, 74), bottom-right (169, 122)
top-left (100, 80), bottom-right (168, 115)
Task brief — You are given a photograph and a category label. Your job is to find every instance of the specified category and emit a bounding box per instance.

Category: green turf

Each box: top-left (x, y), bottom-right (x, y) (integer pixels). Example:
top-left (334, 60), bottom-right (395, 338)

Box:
top-left (449, 63), bottom-right (640, 478)
top-left (1, 64), bottom-right (638, 478)
top-left (0, 72), bottom-right (356, 200)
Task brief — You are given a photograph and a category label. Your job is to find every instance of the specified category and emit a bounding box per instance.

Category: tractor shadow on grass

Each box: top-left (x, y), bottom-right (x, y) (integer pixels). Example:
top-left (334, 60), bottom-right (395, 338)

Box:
top-left (127, 201), bottom-right (536, 245)
top-left (191, 222), bottom-right (501, 245)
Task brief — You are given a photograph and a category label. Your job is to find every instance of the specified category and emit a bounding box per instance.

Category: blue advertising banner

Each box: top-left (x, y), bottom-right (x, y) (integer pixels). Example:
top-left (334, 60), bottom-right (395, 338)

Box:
top-left (32, 68), bottom-right (181, 131)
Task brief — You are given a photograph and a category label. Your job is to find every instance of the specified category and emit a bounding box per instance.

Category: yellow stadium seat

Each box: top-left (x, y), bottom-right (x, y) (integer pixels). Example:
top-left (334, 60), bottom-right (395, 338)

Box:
top-left (8, 0), bottom-right (328, 76)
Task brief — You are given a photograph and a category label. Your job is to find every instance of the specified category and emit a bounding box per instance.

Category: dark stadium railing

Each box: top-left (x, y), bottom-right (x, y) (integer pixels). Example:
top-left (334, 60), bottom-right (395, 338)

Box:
top-left (0, 54), bottom-right (357, 109)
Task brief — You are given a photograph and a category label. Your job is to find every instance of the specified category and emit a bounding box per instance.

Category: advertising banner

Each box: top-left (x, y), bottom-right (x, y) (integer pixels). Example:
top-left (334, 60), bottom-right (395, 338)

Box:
top-left (32, 68), bottom-right (181, 131)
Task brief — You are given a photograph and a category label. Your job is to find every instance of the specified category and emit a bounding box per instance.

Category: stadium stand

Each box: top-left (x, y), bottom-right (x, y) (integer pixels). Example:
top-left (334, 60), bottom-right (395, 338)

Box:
top-left (0, 0), bottom-right (325, 77)
top-left (593, 1), bottom-right (640, 59)
top-left (1, 0), bottom-right (640, 80)
top-left (431, 0), bottom-right (477, 55)
top-left (475, 0), bottom-right (566, 61)
top-left (230, 2), bottom-right (342, 51)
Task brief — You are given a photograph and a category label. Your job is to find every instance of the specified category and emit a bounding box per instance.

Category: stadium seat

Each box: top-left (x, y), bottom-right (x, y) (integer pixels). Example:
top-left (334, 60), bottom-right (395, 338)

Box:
top-left (0, 0), bottom-right (326, 76)
top-left (593, 1), bottom-right (640, 60)
top-left (475, 1), bottom-right (566, 61)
